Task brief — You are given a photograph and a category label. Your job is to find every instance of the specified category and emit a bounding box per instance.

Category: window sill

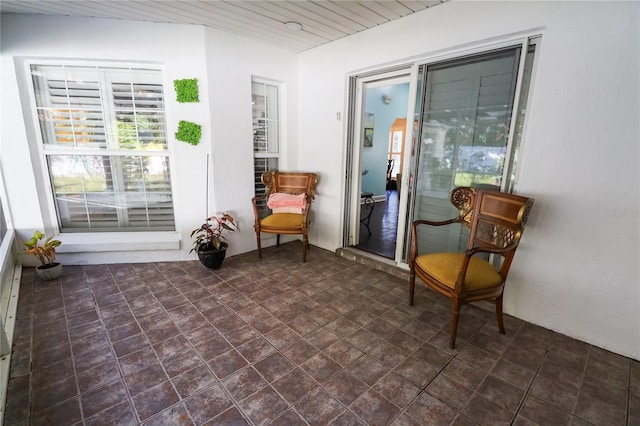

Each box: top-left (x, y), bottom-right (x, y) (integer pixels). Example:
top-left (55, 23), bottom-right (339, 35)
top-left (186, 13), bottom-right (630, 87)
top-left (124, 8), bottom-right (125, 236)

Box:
top-left (56, 232), bottom-right (181, 253)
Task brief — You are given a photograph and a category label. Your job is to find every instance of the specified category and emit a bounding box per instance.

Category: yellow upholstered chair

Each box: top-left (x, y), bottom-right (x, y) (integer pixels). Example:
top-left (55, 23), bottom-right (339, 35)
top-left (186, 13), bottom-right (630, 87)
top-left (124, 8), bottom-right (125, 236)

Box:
top-left (408, 186), bottom-right (534, 349)
top-left (251, 171), bottom-right (318, 262)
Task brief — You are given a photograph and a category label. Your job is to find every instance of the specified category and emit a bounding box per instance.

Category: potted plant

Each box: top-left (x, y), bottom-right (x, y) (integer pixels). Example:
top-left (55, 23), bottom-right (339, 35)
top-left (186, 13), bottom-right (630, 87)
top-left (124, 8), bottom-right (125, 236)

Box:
top-left (24, 230), bottom-right (62, 280)
top-left (190, 213), bottom-right (239, 269)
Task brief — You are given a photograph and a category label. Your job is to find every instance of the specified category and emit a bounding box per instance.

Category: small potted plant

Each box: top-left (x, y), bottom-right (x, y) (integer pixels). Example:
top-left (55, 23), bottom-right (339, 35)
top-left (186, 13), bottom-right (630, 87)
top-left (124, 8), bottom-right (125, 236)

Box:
top-left (190, 213), bottom-right (239, 269)
top-left (24, 230), bottom-right (62, 280)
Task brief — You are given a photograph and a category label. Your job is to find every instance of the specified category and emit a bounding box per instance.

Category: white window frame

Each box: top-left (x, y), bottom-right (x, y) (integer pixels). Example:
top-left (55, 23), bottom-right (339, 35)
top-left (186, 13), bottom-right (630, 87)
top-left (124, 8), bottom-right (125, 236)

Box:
top-left (251, 77), bottom-right (285, 216)
top-left (25, 60), bottom-right (176, 234)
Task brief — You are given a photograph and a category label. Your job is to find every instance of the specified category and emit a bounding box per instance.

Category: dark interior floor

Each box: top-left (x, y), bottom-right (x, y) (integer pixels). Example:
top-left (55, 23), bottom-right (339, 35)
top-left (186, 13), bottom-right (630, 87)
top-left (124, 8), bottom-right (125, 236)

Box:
top-left (4, 242), bottom-right (638, 425)
top-left (356, 190), bottom-right (399, 259)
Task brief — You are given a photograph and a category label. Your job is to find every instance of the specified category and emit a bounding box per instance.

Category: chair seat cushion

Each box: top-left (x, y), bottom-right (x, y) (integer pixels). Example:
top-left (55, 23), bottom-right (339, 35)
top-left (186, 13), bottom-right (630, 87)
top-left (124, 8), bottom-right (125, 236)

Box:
top-left (261, 213), bottom-right (304, 228)
top-left (415, 252), bottom-right (503, 291)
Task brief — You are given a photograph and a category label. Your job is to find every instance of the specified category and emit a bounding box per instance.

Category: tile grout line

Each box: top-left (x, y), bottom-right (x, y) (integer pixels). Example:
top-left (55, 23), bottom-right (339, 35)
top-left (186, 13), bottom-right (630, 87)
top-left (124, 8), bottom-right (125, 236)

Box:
top-left (65, 272), bottom-right (87, 426)
top-left (508, 340), bottom-right (551, 425)
top-left (133, 265), bottom-right (232, 425)
top-left (10, 251), bottom-right (635, 426)
top-left (90, 268), bottom-right (139, 425)
top-left (241, 264), bottom-right (409, 425)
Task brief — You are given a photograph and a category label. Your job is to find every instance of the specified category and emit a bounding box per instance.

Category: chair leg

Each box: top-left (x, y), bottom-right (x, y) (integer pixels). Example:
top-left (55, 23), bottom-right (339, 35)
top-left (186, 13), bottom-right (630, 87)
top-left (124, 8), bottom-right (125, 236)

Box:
top-left (302, 234), bottom-right (307, 263)
top-left (450, 299), bottom-right (461, 349)
top-left (408, 271), bottom-right (416, 306)
top-left (276, 234), bottom-right (280, 247)
top-left (496, 295), bottom-right (505, 334)
top-left (256, 232), bottom-right (262, 259)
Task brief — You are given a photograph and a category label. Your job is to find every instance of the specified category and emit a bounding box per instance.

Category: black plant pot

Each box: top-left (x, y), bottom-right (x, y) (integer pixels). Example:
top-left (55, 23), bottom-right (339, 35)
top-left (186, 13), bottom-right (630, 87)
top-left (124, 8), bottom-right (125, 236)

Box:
top-left (197, 242), bottom-right (228, 269)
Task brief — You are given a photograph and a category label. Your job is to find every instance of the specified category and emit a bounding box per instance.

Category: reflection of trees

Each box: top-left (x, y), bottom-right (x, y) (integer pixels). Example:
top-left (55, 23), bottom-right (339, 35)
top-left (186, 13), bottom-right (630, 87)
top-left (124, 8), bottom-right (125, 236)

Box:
top-left (116, 112), bottom-right (162, 149)
top-left (423, 114), bottom-right (510, 189)
top-left (116, 112), bottom-right (163, 192)
top-left (444, 118), bottom-right (509, 149)
top-left (67, 156), bottom-right (107, 192)
top-left (49, 108), bottom-right (165, 193)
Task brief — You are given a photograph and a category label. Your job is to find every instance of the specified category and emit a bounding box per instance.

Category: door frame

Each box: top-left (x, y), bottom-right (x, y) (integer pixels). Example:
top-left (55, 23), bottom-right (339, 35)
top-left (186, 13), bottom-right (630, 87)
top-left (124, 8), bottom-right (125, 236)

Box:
top-left (343, 32), bottom-right (542, 268)
top-left (344, 67), bottom-right (418, 260)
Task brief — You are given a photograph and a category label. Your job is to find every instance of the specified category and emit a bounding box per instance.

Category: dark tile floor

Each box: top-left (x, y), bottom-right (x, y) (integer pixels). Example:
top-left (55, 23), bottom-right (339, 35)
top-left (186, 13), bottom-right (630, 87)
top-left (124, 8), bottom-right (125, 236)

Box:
top-left (4, 242), bottom-right (639, 425)
top-left (356, 190), bottom-right (399, 259)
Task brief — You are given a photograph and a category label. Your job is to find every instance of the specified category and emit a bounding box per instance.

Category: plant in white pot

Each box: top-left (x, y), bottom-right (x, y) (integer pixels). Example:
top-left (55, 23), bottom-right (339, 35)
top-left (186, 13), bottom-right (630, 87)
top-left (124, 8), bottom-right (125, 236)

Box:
top-left (190, 213), bottom-right (238, 269)
top-left (24, 230), bottom-right (62, 280)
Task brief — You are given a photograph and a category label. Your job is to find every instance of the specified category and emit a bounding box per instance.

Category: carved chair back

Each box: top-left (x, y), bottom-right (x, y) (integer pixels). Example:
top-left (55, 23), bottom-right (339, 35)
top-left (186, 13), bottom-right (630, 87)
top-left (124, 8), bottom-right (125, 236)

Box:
top-left (262, 171), bottom-right (318, 201)
top-left (467, 189), bottom-right (535, 276)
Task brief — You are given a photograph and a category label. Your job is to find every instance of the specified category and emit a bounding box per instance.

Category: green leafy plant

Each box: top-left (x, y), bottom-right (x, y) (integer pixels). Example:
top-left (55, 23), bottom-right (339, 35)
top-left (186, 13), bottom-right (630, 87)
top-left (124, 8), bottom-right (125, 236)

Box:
top-left (176, 120), bottom-right (201, 145)
top-left (190, 213), bottom-right (239, 252)
top-left (24, 231), bottom-right (61, 266)
top-left (174, 78), bottom-right (199, 103)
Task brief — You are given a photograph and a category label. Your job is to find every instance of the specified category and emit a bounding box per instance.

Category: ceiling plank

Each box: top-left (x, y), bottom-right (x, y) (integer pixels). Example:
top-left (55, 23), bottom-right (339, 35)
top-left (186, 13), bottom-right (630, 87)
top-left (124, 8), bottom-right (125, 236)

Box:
top-left (302, 1), bottom-right (369, 32)
top-left (364, 1), bottom-right (412, 20)
top-left (188, 1), bottom-right (326, 48)
top-left (400, 0), bottom-right (443, 12)
top-left (241, 1), bottom-right (347, 40)
top-left (321, 1), bottom-right (388, 27)
top-left (0, 0), bottom-right (447, 52)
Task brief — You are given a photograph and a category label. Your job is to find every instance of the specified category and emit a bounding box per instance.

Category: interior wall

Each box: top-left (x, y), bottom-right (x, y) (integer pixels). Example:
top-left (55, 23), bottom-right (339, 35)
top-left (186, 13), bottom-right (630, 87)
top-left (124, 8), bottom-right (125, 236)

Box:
top-left (361, 84), bottom-right (410, 196)
top-left (298, 1), bottom-right (640, 359)
top-left (204, 27), bottom-right (299, 255)
top-left (0, 14), bottom-right (298, 263)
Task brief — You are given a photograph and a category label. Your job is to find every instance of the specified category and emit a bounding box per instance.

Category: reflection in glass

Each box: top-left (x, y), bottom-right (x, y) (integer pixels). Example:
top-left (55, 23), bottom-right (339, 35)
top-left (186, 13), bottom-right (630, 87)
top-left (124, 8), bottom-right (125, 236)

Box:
top-left (410, 45), bottom-right (536, 255)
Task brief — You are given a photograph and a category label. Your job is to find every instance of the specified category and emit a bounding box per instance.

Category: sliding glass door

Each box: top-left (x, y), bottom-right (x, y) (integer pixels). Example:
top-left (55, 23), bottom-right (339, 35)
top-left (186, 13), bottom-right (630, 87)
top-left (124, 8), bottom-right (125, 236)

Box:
top-left (404, 41), bottom-right (537, 258)
top-left (344, 37), bottom-right (538, 265)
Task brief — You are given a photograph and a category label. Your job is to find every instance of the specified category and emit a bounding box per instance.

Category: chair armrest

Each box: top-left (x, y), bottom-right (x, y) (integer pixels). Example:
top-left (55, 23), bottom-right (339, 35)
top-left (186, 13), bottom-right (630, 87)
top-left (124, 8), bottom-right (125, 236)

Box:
top-left (251, 195), bottom-right (267, 224)
top-left (413, 218), bottom-right (461, 228)
top-left (251, 195), bottom-right (266, 207)
top-left (466, 243), bottom-right (518, 257)
top-left (409, 218), bottom-right (461, 265)
top-left (301, 199), bottom-right (313, 225)
top-left (453, 243), bottom-right (519, 289)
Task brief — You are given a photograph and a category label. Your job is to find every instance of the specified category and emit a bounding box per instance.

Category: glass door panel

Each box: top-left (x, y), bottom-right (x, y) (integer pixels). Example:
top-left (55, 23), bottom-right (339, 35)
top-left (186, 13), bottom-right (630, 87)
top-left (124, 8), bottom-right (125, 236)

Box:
top-left (411, 48), bottom-right (521, 255)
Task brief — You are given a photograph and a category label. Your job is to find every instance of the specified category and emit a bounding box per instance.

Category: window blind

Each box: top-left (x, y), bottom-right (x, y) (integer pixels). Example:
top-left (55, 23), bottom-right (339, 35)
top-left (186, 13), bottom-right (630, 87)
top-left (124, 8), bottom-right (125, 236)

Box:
top-left (252, 80), bottom-right (281, 218)
top-left (32, 65), bottom-right (175, 232)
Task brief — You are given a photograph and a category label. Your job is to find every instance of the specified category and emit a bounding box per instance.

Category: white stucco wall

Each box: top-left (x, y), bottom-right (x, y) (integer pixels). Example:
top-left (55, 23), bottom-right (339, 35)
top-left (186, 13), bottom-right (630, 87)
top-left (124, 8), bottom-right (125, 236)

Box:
top-left (0, 14), bottom-right (298, 263)
top-left (204, 27), bottom-right (299, 255)
top-left (298, 1), bottom-right (640, 359)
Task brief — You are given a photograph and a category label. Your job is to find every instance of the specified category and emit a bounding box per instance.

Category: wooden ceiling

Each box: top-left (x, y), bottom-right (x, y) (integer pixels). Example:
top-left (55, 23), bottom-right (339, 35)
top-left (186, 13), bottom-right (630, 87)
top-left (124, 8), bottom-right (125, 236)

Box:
top-left (0, 0), bottom-right (444, 52)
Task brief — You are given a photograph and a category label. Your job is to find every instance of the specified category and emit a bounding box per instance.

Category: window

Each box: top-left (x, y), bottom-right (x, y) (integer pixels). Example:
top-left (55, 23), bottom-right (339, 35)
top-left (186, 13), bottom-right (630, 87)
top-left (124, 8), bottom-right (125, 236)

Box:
top-left (252, 79), bottom-right (280, 217)
top-left (31, 64), bottom-right (174, 232)
top-left (388, 118), bottom-right (406, 179)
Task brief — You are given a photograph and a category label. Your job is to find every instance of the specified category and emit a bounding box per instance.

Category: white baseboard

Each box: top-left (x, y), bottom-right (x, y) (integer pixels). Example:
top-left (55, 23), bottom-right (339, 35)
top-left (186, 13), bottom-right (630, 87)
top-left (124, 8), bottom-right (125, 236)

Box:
top-left (0, 264), bottom-right (22, 426)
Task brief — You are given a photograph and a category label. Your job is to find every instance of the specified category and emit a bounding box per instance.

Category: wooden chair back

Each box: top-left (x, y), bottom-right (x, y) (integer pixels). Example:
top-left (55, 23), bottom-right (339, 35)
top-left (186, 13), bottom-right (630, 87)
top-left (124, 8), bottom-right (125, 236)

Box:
top-left (262, 171), bottom-right (318, 200)
top-left (450, 186), bottom-right (477, 229)
top-left (468, 189), bottom-right (535, 276)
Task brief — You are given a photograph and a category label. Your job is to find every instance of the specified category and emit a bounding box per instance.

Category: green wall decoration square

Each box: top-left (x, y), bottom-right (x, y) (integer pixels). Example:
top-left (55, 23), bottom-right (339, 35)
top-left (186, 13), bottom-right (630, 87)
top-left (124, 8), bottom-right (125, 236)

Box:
top-left (176, 120), bottom-right (201, 145)
top-left (174, 78), bottom-right (199, 103)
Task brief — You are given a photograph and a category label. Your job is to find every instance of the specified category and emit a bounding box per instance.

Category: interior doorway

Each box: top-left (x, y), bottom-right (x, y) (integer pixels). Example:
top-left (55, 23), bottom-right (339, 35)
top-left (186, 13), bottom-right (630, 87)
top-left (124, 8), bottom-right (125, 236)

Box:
top-left (347, 71), bottom-right (414, 260)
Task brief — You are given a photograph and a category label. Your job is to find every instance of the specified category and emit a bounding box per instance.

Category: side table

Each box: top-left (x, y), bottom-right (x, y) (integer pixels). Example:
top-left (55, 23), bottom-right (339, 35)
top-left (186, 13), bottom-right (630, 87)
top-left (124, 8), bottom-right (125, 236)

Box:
top-left (360, 192), bottom-right (375, 236)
